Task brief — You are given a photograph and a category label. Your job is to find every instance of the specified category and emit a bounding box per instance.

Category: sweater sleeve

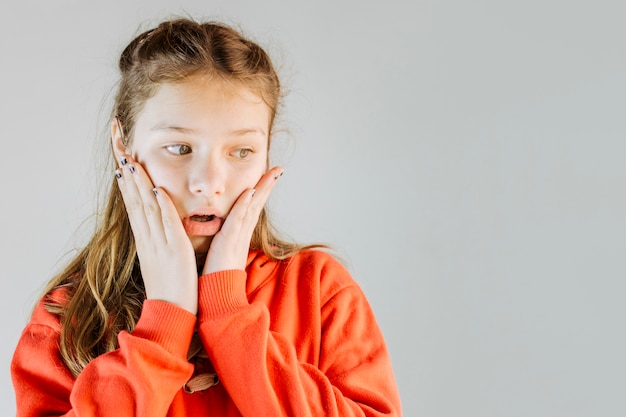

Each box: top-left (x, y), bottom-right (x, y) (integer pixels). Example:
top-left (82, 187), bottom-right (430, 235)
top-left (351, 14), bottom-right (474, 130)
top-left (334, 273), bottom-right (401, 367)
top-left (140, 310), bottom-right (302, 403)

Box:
top-left (11, 299), bottom-right (196, 417)
top-left (197, 268), bottom-right (402, 417)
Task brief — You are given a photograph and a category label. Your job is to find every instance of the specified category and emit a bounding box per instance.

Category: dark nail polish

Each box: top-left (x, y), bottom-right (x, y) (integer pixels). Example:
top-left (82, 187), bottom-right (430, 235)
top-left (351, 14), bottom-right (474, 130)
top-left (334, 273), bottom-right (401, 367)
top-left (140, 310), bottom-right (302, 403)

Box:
top-left (115, 170), bottom-right (122, 179)
top-left (129, 165), bottom-right (135, 174)
top-left (152, 188), bottom-right (158, 197)
top-left (251, 189), bottom-right (256, 197)
top-left (121, 158), bottom-right (127, 166)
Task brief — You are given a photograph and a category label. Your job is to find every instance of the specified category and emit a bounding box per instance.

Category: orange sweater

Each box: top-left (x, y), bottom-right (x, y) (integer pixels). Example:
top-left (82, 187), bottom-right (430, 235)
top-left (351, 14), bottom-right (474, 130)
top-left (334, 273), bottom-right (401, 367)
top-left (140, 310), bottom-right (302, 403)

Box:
top-left (12, 250), bottom-right (402, 416)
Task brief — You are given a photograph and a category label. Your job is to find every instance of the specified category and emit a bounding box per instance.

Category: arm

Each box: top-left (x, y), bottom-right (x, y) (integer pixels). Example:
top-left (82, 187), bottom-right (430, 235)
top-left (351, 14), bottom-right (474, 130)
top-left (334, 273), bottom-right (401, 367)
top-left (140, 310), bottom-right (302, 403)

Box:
top-left (196, 269), bottom-right (402, 417)
top-left (11, 299), bottom-right (196, 417)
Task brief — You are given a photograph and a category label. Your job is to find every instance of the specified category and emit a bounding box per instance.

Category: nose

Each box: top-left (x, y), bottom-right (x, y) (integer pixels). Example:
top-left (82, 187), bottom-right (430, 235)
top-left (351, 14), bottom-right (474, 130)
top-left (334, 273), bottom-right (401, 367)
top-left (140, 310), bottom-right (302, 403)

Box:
top-left (188, 156), bottom-right (226, 196)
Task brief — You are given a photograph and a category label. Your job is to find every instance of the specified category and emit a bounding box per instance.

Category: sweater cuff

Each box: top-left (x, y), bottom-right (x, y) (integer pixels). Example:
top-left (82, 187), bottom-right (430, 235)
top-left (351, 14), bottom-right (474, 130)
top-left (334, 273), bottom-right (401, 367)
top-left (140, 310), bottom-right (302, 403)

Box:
top-left (198, 269), bottom-right (249, 320)
top-left (131, 299), bottom-right (197, 358)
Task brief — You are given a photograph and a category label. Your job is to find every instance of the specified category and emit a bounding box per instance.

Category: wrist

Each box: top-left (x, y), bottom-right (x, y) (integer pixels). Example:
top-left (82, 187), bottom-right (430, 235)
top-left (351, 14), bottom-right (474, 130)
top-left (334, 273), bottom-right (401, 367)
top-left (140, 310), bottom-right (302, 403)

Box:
top-left (198, 270), bottom-right (248, 320)
top-left (132, 300), bottom-right (197, 357)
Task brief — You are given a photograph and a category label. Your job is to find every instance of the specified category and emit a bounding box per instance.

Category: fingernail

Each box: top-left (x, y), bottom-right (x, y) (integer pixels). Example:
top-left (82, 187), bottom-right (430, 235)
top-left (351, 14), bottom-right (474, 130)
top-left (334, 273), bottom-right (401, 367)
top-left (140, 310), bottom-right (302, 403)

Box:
top-left (115, 170), bottom-right (122, 179)
top-left (121, 158), bottom-right (127, 166)
top-left (152, 188), bottom-right (158, 197)
top-left (274, 171), bottom-right (283, 180)
top-left (251, 189), bottom-right (256, 197)
top-left (129, 165), bottom-right (135, 174)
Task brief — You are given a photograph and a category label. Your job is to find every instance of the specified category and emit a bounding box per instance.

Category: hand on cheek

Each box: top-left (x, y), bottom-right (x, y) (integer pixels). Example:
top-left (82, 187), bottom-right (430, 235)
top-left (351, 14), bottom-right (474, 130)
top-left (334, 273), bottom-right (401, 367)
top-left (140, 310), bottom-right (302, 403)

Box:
top-left (115, 154), bottom-right (199, 314)
top-left (202, 166), bottom-right (283, 275)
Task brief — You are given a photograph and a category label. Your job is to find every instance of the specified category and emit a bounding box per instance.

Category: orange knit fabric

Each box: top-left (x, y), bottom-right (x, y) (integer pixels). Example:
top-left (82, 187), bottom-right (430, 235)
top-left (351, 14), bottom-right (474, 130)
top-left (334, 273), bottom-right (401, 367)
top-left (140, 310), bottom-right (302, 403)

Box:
top-left (11, 250), bottom-right (402, 416)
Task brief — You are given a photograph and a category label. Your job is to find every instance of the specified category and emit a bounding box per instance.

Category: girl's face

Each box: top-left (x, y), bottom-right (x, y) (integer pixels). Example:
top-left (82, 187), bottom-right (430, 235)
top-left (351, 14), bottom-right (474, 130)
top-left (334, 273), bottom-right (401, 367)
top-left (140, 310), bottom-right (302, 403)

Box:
top-left (122, 75), bottom-right (270, 253)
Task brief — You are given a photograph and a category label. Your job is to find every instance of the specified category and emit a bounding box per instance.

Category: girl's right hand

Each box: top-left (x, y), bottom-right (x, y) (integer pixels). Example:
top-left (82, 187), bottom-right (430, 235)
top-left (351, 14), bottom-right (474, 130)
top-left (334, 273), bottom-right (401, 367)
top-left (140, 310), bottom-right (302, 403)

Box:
top-left (115, 155), bottom-right (198, 315)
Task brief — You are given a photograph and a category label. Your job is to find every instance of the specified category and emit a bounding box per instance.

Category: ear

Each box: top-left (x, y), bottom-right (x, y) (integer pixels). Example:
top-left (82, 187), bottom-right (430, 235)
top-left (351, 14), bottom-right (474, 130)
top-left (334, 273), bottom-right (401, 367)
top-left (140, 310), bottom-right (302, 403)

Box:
top-left (110, 118), bottom-right (127, 161)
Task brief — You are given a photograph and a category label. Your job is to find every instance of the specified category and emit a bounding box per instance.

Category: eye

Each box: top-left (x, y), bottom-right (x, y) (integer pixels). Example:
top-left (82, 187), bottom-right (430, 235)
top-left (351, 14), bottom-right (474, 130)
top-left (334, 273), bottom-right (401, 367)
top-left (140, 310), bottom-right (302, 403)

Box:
top-left (165, 144), bottom-right (192, 155)
top-left (232, 148), bottom-right (252, 159)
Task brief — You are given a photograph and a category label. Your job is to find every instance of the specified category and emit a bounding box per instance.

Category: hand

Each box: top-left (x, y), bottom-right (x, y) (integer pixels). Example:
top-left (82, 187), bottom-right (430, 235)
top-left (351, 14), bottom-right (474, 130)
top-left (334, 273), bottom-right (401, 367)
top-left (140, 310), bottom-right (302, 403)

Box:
top-left (115, 155), bottom-right (199, 314)
top-left (202, 166), bottom-right (283, 275)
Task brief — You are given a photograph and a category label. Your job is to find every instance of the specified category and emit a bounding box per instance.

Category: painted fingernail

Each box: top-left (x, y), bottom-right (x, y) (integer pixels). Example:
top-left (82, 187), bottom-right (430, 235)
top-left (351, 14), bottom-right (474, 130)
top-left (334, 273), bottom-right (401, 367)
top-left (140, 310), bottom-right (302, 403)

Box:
top-left (152, 188), bottom-right (158, 197)
top-left (115, 170), bottom-right (122, 179)
top-left (121, 157), bottom-right (127, 166)
top-left (129, 165), bottom-right (135, 174)
top-left (251, 189), bottom-right (256, 197)
top-left (274, 171), bottom-right (283, 180)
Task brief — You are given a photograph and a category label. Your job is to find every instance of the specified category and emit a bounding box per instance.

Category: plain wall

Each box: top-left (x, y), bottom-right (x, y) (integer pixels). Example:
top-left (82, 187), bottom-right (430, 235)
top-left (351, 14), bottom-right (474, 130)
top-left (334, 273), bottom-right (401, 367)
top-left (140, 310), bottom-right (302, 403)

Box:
top-left (1, 0), bottom-right (625, 415)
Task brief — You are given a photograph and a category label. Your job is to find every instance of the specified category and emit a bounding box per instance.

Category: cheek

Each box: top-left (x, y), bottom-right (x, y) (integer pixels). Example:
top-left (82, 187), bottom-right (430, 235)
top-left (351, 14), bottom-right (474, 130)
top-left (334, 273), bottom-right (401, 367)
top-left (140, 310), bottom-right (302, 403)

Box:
top-left (141, 159), bottom-right (185, 194)
top-left (229, 164), bottom-right (266, 192)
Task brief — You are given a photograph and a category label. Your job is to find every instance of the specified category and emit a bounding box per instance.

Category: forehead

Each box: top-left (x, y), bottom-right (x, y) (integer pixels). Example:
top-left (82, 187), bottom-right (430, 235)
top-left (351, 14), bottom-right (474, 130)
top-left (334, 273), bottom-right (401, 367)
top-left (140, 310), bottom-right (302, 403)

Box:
top-left (134, 75), bottom-right (271, 137)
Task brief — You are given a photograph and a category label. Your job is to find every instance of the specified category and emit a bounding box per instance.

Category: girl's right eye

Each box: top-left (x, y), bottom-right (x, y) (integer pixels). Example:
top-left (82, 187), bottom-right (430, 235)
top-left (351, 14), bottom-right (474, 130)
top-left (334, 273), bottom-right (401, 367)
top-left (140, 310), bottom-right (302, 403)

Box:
top-left (165, 144), bottom-right (192, 155)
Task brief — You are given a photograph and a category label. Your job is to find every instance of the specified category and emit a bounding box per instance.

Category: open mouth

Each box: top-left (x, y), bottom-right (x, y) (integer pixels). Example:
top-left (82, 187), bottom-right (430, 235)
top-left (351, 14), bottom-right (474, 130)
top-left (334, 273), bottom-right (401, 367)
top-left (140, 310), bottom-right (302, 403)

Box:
top-left (190, 215), bottom-right (216, 223)
top-left (183, 211), bottom-right (223, 236)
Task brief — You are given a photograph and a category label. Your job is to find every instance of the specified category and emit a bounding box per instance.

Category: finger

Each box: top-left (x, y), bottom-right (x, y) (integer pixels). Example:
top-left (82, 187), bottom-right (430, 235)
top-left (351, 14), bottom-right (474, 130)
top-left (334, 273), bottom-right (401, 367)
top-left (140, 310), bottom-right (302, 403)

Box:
top-left (203, 167), bottom-right (283, 274)
top-left (221, 187), bottom-right (259, 232)
top-left (115, 159), bottom-right (165, 243)
top-left (245, 166), bottom-right (283, 216)
top-left (115, 154), bottom-right (130, 169)
top-left (125, 160), bottom-right (167, 241)
top-left (152, 186), bottom-right (188, 244)
top-left (115, 165), bottom-right (151, 240)
top-left (255, 166), bottom-right (284, 191)
top-left (222, 166), bottom-right (283, 235)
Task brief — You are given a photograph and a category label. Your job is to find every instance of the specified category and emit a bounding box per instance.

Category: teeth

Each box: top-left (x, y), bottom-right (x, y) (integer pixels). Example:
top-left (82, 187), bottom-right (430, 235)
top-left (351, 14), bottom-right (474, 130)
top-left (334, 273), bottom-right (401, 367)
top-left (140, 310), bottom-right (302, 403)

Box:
top-left (191, 215), bottom-right (215, 222)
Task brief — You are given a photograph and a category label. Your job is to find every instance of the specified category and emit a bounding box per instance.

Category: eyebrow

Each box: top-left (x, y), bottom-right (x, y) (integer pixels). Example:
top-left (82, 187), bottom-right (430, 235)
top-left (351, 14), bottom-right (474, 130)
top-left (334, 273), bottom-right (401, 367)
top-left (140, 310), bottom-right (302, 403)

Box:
top-left (231, 128), bottom-right (267, 137)
top-left (151, 123), bottom-right (267, 137)
top-left (150, 123), bottom-right (196, 134)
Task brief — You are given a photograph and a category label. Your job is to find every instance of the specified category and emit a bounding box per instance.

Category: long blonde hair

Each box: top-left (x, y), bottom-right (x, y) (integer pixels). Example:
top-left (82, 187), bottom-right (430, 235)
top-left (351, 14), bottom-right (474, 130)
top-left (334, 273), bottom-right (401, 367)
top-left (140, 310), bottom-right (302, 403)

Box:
top-left (43, 18), bottom-right (320, 377)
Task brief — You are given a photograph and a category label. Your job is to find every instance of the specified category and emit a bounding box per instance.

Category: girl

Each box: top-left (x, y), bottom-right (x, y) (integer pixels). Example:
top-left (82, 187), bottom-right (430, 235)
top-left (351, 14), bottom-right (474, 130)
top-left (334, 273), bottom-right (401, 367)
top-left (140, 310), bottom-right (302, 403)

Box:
top-left (11, 17), bottom-right (402, 416)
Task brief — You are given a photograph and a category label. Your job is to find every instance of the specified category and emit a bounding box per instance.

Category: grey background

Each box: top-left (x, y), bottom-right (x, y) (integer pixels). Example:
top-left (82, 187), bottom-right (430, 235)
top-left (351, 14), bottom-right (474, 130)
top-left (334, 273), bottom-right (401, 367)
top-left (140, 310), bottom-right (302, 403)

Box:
top-left (1, 0), bottom-right (624, 416)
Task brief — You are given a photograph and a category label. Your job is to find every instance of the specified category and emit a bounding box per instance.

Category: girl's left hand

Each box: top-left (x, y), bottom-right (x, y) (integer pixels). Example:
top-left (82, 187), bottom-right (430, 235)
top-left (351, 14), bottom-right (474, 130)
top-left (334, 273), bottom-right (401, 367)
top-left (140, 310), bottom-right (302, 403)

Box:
top-left (202, 166), bottom-right (283, 275)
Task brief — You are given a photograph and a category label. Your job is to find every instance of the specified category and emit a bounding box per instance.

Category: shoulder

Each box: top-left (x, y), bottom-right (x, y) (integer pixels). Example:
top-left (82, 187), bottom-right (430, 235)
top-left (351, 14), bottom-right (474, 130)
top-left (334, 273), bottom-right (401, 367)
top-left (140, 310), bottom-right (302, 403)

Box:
top-left (27, 287), bottom-right (69, 334)
top-left (286, 249), bottom-right (345, 269)
top-left (248, 249), bottom-right (370, 309)
top-left (249, 249), bottom-right (354, 285)
top-left (284, 249), bottom-right (352, 279)
top-left (249, 248), bottom-right (347, 276)
top-left (281, 249), bottom-right (362, 302)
